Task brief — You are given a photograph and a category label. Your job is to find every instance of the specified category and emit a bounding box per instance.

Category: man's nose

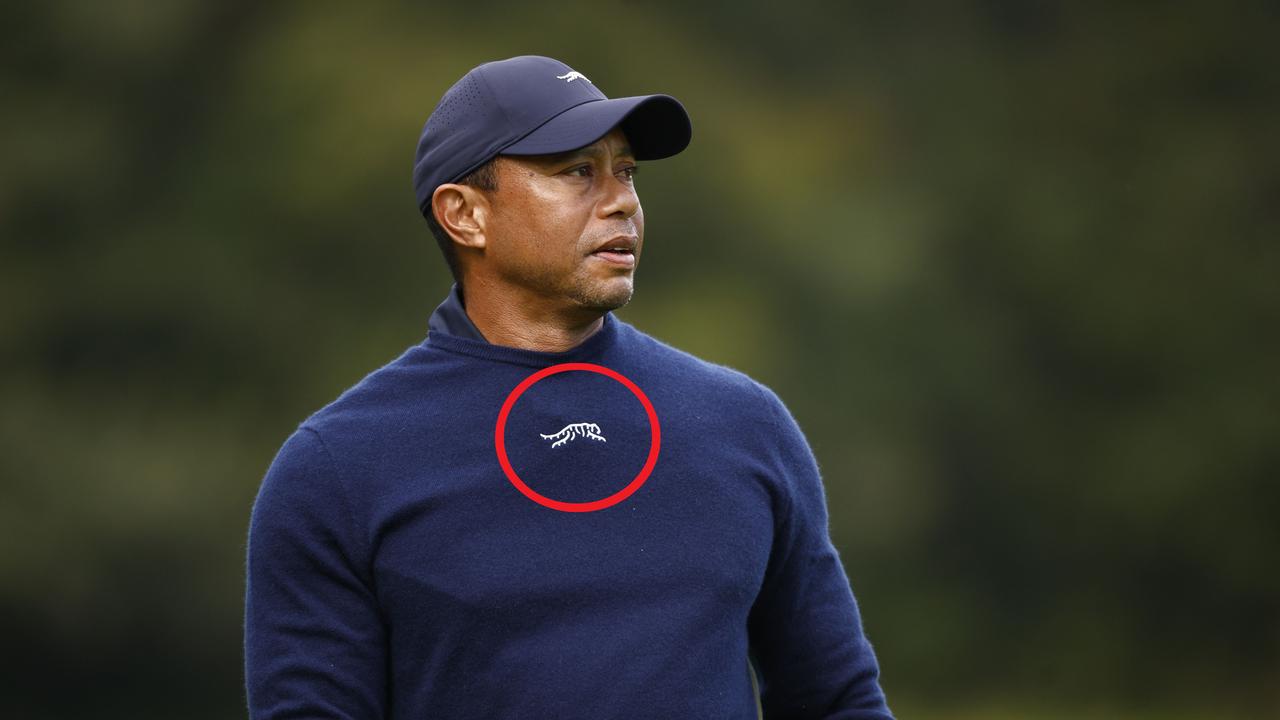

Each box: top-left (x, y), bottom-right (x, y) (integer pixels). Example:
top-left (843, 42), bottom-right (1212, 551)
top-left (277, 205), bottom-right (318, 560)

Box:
top-left (598, 171), bottom-right (640, 220)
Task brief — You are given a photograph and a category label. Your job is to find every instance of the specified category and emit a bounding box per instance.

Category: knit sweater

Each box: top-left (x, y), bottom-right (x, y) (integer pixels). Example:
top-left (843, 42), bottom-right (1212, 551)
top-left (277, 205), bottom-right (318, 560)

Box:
top-left (244, 310), bottom-right (893, 719)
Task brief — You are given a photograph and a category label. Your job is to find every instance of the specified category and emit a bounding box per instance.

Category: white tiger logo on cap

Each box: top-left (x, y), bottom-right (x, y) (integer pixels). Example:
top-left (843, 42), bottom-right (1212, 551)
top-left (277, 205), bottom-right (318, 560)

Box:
top-left (556, 71), bottom-right (590, 83)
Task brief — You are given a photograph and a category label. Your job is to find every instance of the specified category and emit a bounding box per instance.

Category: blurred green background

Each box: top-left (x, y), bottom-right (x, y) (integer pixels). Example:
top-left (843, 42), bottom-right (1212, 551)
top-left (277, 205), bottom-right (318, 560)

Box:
top-left (2, 1), bottom-right (1277, 718)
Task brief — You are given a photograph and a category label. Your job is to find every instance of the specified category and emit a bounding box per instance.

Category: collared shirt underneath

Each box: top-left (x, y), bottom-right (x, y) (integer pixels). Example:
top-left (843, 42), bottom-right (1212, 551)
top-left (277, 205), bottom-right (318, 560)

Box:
top-left (426, 283), bottom-right (489, 342)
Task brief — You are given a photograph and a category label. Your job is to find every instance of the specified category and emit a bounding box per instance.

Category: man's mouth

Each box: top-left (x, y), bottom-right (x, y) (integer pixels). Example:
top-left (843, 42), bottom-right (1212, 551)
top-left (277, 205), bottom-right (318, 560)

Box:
top-left (591, 237), bottom-right (637, 267)
top-left (591, 247), bottom-right (635, 267)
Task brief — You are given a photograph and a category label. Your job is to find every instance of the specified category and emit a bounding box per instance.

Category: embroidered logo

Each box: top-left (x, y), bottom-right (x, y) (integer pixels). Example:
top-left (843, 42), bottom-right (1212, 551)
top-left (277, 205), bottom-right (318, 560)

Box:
top-left (556, 71), bottom-right (590, 83)
top-left (541, 422), bottom-right (606, 448)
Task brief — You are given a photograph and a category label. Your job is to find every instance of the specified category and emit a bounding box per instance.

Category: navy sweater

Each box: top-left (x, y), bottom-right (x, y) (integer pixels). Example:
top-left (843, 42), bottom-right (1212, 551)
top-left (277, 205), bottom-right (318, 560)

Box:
top-left (245, 310), bottom-right (892, 719)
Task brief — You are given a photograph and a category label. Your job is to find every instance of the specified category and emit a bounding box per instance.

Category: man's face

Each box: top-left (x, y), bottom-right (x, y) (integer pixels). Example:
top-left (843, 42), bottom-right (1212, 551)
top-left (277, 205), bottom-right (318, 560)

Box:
top-left (480, 127), bottom-right (643, 314)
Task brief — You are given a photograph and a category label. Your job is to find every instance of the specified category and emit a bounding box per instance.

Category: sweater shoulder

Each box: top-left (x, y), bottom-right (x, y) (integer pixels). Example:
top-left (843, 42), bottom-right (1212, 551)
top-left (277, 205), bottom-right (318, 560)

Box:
top-left (296, 340), bottom-right (438, 442)
top-left (614, 319), bottom-right (777, 416)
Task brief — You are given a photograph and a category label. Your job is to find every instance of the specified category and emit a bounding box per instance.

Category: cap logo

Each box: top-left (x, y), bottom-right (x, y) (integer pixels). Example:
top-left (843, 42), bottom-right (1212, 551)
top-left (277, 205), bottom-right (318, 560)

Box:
top-left (556, 71), bottom-right (590, 83)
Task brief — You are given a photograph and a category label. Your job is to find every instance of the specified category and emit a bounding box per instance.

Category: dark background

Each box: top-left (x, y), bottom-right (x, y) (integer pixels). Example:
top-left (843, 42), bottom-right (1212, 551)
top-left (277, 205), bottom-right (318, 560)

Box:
top-left (2, 1), bottom-right (1277, 717)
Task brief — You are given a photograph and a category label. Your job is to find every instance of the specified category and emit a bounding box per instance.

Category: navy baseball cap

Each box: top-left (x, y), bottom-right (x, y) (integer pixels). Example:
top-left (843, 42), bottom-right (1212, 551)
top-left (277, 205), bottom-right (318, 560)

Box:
top-left (413, 55), bottom-right (692, 218)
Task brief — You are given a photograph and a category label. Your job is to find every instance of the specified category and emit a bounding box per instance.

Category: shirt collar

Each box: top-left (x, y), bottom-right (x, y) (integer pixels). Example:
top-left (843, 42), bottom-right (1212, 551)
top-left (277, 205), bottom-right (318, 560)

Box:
top-left (427, 283), bottom-right (489, 342)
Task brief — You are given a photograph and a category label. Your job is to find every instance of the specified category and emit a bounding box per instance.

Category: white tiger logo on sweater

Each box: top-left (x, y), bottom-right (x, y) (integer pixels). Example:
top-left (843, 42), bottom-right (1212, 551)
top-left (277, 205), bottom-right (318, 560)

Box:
top-left (540, 422), bottom-right (607, 448)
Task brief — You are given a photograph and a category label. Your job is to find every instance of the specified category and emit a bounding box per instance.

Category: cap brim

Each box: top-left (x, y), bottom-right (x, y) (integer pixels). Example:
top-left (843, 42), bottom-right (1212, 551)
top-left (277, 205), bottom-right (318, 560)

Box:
top-left (501, 94), bottom-right (691, 160)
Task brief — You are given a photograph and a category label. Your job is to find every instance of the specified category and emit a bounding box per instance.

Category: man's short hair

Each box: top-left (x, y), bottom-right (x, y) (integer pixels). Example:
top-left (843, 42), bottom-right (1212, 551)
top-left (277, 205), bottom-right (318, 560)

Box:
top-left (424, 158), bottom-right (499, 287)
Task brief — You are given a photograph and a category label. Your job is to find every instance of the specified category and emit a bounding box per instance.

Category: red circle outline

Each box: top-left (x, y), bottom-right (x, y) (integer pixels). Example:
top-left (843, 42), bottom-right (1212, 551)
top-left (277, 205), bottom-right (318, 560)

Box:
top-left (495, 362), bottom-right (660, 513)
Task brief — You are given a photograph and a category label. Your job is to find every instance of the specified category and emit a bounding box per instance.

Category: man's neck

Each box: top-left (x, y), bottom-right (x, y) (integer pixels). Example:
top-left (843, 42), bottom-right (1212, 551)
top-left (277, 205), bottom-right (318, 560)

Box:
top-left (460, 277), bottom-right (605, 353)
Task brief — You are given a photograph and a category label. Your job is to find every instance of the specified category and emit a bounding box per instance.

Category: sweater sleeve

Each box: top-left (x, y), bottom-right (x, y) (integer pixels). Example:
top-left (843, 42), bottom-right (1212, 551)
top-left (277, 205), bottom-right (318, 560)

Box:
top-left (244, 426), bottom-right (388, 719)
top-left (746, 383), bottom-right (893, 719)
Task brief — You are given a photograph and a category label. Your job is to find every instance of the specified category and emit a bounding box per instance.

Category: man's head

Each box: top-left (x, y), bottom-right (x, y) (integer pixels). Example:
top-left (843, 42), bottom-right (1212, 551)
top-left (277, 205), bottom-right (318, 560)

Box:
top-left (430, 126), bottom-right (642, 313)
top-left (414, 56), bottom-right (691, 313)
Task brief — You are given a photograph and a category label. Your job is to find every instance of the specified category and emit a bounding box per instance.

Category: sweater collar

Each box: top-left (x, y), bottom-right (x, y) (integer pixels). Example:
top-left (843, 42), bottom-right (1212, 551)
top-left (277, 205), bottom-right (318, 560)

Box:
top-left (425, 284), bottom-right (620, 368)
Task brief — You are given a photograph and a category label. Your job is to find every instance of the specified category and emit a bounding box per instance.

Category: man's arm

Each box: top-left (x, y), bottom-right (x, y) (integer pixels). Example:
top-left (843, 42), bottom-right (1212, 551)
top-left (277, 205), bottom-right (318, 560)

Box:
top-left (746, 384), bottom-right (893, 719)
top-left (244, 426), bottom-right (388, 719)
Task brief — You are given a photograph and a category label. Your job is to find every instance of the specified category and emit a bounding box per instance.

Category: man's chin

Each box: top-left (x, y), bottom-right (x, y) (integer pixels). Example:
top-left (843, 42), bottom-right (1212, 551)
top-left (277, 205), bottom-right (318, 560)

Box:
top-left (571, 279), bottom-right (634, 313)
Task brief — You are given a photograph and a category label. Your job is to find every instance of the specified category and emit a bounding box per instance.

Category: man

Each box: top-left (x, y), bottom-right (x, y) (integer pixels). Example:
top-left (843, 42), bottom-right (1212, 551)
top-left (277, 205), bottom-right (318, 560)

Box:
top-left (245, 55), bottom-right (893, 719)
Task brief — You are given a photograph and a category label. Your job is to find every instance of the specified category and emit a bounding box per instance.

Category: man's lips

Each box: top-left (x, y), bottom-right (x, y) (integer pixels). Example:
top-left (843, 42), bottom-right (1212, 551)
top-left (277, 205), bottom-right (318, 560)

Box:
top-left (591, 248), bottom-right (636, 267)
top-left (590, 235), bottom-right (638, 268)
top-left (591, 235), bottom-right (638, 255)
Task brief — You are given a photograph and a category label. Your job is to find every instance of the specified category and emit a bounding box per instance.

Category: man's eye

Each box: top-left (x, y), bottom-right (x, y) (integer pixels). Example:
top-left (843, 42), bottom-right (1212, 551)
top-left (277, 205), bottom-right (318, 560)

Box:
top-left (566, 165), bottom-right (592, 177)
top-left (619, 166), bottom-right (638, 181)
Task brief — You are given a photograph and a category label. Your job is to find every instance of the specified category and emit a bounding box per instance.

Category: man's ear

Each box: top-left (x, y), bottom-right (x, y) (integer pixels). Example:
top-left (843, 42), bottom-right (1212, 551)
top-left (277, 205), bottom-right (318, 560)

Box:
top-left (431, 183), bottom-right (491, 250)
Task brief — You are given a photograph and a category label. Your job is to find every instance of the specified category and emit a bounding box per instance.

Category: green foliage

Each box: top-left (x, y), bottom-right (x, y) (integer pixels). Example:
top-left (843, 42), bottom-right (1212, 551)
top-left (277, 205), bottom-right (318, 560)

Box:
top-left (2, 1), bottom-right (1277, 716)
